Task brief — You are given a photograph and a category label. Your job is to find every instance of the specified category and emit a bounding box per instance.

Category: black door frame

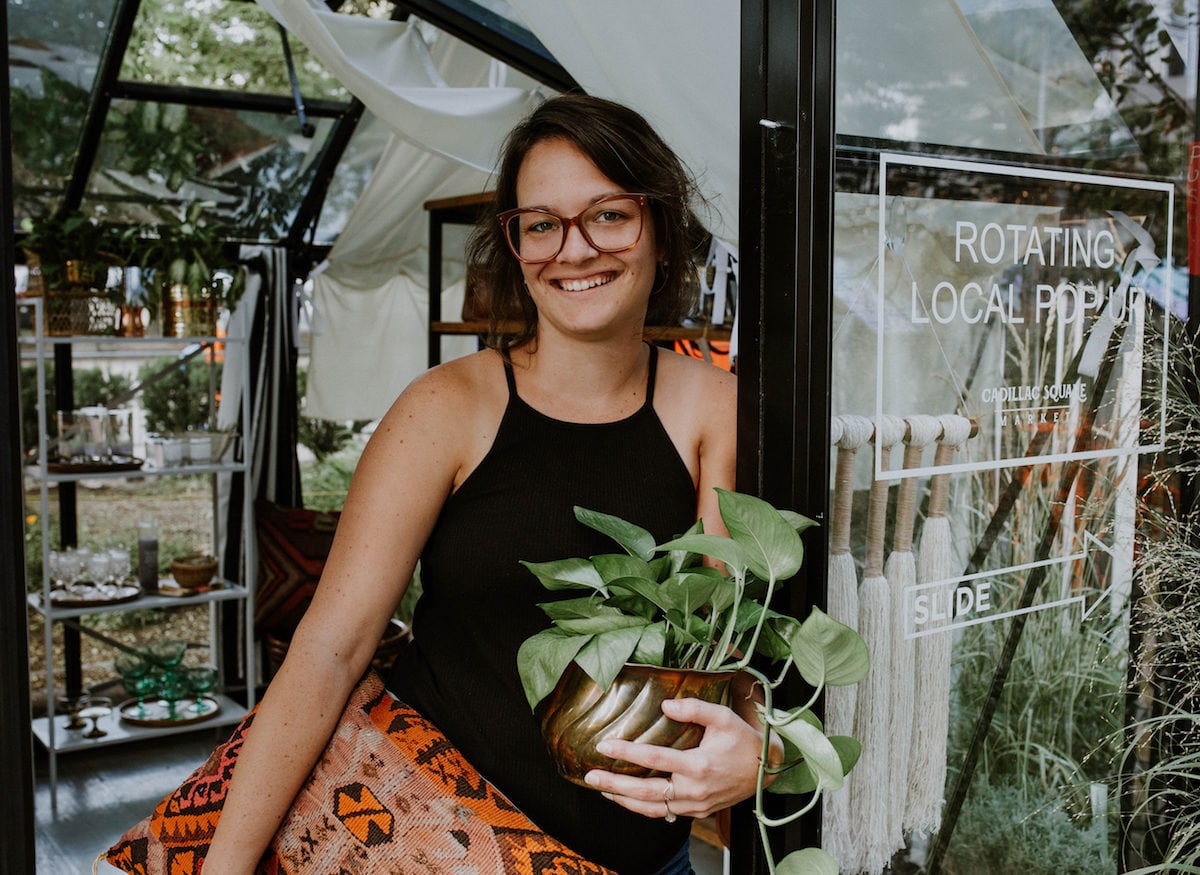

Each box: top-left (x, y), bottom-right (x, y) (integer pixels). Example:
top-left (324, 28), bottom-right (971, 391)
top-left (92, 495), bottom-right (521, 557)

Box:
top-left (734, 0), bottom-right (836, 869)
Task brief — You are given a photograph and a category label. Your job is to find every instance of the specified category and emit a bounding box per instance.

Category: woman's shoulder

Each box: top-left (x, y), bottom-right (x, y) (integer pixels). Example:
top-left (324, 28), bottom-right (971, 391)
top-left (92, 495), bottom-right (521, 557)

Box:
top-left (377, 349), bottom-right (506, 430)
top-left (656, 345), bottom-right (736, 404)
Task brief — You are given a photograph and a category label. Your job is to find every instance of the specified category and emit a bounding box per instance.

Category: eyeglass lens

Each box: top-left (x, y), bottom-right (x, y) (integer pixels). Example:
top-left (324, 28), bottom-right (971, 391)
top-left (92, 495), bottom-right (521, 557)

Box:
top-left (503, 195), bottom-right (644, 263)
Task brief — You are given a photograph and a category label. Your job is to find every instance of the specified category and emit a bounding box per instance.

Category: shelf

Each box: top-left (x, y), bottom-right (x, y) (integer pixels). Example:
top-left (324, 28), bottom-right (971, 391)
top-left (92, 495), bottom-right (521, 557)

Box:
top-left (16, 331), bottom-right (244, 350)
top-left (31, 693), bottom-right (248, 754)
top-left (27, 582), bottom-right (250, 621)
top-left (25, 460), bottom-right (248, 484)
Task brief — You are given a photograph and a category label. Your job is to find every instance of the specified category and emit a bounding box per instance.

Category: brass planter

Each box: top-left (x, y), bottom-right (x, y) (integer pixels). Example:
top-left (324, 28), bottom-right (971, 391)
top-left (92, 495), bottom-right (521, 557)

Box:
top-left (163, 281), bottom-right (216, 337)
top-left (538, 661), bottom-right (737, 787)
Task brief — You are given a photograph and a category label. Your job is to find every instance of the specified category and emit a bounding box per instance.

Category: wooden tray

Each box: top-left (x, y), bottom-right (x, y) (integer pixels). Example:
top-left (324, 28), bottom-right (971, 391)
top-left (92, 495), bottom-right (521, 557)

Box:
top-left (47, 583), bottom-right (142, 608)
top-left (46, 455), bottom-right (144, 475)
top-left (117, 696), bottom-right (221, 728)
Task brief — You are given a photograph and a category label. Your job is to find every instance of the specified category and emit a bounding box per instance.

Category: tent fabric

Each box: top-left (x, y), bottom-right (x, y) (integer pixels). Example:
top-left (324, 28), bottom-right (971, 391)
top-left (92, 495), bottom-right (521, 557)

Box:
top-left (306, 273), bottom-right (475, 421)
top-left (255, 0), bottom-right (543, 419)
top-left (506, 0), bottom-right (741, 243)
top-left (256, 0), bottom-right (543, 172)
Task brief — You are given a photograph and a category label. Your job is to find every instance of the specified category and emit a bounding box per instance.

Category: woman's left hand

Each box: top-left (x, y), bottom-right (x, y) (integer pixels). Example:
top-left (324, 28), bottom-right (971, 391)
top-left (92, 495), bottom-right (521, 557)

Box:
top-left (583, 696), bottom-right (767, 821)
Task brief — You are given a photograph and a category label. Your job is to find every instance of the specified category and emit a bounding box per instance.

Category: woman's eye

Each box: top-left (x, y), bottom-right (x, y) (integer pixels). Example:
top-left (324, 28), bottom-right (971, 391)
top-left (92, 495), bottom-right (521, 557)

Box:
top-left (525, 218), bottom-right (560, 235)
top-left (593, 209), bottom-right (628, 224)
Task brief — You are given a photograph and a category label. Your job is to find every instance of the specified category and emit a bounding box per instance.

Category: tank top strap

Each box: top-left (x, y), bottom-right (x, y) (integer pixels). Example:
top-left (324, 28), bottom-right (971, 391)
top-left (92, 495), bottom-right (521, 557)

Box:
top-left (645, 343), bottom-right (659, 407)
top-left (502, 359), bottom-right (518, 397)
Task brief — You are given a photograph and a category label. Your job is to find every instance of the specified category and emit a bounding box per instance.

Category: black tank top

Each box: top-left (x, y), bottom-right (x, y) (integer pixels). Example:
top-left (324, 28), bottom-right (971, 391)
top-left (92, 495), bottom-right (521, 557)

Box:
top-left (387, 345), bottom-right (697, 873)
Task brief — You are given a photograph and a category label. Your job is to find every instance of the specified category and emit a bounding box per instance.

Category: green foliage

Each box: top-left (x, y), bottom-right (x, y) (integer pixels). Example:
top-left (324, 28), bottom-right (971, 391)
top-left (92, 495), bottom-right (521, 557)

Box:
top-left (138, 355), bottom-right (219, 434)
top-left (942, 781), bottom-right (1111, 875)
top-left (516, 488), bottom-right (868, 874)
top-left (298, 418), bottom-right (361, 463)
top-left (299, 451), bottom-right (359, 511)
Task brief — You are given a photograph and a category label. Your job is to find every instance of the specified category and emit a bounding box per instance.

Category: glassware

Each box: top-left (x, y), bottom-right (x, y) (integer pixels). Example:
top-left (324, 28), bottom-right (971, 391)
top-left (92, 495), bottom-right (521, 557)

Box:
top-left (145, 638), bottom-right (187, 669)
top-left (158, 670), bottom-right (190, 720)
top-left (114, 652), bottom-right (150, 718)
top-left (86, 551), bottom-right (111, 585)
top-left (106, 408), bottom-right (133, 458)
top-left (187, 666), bottom-right (218, 714)
top-left (107, 546), bottom-right (131, 582)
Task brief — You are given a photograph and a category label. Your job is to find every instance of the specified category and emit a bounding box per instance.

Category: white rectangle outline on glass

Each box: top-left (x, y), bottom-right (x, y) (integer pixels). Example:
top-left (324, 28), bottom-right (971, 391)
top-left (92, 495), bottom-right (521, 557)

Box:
top-left (876, 152), bottom-right (1172, 481)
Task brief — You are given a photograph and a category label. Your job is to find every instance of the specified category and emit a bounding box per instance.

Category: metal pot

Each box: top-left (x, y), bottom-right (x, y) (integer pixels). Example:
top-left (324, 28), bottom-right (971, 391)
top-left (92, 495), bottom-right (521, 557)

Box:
top-left (538, 661), bottom-right (737, 787)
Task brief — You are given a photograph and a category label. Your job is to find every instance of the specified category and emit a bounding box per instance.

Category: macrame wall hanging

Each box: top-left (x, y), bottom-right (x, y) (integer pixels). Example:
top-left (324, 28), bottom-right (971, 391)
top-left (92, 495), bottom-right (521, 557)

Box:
top-left (849, 415), bottom-right (905, 874)
top-left (823, 412), bottom-right (977, 874)
top-left (884, 414), bottom-right (941, 852)
top-left (822, 414), bottom-right (873, 870)
top-left (906, 414), bottom-right (974, 837)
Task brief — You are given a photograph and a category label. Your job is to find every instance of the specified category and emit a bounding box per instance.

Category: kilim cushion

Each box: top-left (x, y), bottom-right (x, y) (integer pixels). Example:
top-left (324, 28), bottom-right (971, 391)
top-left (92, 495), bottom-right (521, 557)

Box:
top-left (103, 670), bottom-right (614, 875)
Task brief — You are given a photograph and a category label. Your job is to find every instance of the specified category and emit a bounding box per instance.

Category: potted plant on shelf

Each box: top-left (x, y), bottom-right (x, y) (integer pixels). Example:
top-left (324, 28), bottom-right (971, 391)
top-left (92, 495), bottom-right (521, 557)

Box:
top-left (518, 487), bottom-right (870, 874)
top-left (137, 200), bottom-right (245, 337)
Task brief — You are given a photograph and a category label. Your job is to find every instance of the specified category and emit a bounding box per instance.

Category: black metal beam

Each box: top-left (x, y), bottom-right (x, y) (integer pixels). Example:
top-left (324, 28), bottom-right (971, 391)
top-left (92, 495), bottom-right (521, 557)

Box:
top-left (286, 98), bottom-right (366, 260)
top-left (736, 0), bottom-right (836, 869)
top-left (0, 0), bottom-right (37, 868)
top-left (394, 0), bottom-right (578, 93)
top-left (112, 80), bottom-right (349, 118)
top-left (60, 0), bottom-right (143, 214)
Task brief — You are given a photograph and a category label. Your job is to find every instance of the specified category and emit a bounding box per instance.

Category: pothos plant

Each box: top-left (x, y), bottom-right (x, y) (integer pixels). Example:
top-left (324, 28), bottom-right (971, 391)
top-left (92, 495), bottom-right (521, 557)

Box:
top-left (517, 488), bottom-right (870, 875)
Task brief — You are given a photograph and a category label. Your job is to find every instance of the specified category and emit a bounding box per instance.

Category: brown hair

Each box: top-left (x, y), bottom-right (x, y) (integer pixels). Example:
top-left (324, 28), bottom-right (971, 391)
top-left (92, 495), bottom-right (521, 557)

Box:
top-left (466, 94), bottom-right (706, 352)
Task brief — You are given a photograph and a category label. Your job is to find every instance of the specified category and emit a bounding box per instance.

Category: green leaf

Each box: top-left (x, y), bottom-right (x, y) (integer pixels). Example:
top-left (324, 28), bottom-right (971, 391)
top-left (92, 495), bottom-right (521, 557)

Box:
top-left (538, 596), bottom-right (611, 621)
top-left (517, 629), bottom-right (589, 711)
top-left (785, 607), bottom-right (870, 689)
top-left (768, 734), bottom-right (861, 795)
top-left (593, 553), bottom-right (657, 585)
top-left (631, 623), bottom-right (667, 665)
top-left (576, 625), bottom-right (645, 690)
top-left (716, 488), bottom-right (805, 582)
top-left (658, 533), bottom-right (752, 571)
top-left (666, 518), bottom-right (705, 574)
top-left (575, 506), bottom-right (656, 560)
top-left (769, 707), bottom-right (846, 792)
top-left (780, 509), bottom-right (819, 535)
top-left (775, 847), bottom-right (839, 875)
top-left (554, 613), bottom-right (649, 637)
top-left (521, 557), bottom-right (607, 593)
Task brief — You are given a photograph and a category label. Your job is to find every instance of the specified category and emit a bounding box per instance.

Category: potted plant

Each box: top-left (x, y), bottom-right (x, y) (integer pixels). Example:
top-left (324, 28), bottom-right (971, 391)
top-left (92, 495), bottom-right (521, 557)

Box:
top-left (518, 487), bottom-right (870, 874)
top-left (136, 200), bottom-right (245, 337)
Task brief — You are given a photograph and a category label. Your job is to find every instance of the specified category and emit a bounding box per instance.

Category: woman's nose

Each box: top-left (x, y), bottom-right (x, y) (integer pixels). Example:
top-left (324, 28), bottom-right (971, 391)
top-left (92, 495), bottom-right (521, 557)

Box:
top-left (556, 219), bottom-right (597, 262)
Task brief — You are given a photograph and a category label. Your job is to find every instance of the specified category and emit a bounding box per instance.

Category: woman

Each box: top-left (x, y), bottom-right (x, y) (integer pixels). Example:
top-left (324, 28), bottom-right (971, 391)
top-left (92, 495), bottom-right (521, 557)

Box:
top-left (204, 94), bottom-right (766, 875)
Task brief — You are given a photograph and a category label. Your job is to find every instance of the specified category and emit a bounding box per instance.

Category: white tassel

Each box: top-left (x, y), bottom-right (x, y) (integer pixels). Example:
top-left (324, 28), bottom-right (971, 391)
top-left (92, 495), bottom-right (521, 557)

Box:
top-left (885, 414), bottom-right (940, 851)
top-left (822, 414), bottom-right (872, 871)
top-left (848, 417), bottom-right (905, 873)
top-left (905, 415), bottom-right (973, 836)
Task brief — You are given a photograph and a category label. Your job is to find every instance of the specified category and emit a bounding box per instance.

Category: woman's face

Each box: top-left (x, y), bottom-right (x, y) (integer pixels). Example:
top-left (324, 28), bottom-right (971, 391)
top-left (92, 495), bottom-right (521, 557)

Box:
top-left (513, 137), bottom-right (660, 342)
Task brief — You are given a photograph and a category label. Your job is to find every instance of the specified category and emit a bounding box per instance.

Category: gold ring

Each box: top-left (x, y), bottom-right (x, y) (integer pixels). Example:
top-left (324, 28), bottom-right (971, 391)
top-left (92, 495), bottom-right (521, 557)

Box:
top-left (664, 799), bottom-right (677, 823)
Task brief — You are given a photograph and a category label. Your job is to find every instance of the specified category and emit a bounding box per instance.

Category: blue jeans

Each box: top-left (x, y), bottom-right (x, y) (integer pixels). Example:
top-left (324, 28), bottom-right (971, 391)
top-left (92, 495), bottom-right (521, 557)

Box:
top-left (652, 839), bottom-right (695, 875)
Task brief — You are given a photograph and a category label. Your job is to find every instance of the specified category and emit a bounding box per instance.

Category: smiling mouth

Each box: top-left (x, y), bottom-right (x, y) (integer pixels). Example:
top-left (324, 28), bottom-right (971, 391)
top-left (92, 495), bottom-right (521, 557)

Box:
top-left (553, 273), bottom-right (616, 292)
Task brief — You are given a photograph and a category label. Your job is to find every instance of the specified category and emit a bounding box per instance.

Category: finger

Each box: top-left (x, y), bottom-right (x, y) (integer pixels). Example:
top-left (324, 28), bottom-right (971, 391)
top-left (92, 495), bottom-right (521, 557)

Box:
top-left (660, 696), bottom-right (741, 728)
top-left (592, 737), bottom-right (691, 777)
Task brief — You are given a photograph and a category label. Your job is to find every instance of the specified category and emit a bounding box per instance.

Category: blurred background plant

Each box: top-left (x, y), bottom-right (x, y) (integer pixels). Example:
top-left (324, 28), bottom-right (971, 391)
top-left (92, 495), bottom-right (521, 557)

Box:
top-left (1121, 318), bottom-right (1200, 873)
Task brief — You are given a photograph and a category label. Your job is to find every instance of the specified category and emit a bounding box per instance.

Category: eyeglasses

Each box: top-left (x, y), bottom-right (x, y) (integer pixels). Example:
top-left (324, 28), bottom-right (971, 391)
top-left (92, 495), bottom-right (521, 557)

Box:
top-left (498, 193), bottom-right (649, 264)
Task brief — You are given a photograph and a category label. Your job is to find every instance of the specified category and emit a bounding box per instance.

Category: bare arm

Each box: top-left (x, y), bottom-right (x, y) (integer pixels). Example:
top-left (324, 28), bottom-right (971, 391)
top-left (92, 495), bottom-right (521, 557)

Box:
top-left (202, 366), bottom-right (472, 872)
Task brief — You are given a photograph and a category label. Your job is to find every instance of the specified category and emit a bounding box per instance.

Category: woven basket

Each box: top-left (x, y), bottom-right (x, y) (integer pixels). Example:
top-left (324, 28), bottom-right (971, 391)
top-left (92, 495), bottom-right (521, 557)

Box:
top-left (42, 289), bottom-right (120, 337)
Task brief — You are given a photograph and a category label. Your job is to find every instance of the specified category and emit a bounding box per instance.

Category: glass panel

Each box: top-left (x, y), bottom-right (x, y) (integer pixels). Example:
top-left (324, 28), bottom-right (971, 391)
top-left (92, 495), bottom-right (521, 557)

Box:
top-left (121, 0), bottom-right (348, 99)
top-left (830, 2), bottom-right (1195, 873)
top-left (313, 112), bottom-right (391, 245)
top-left (81, 99), bottom-right (337, 238)
top-left (7, 0), bottom-right (121, 223)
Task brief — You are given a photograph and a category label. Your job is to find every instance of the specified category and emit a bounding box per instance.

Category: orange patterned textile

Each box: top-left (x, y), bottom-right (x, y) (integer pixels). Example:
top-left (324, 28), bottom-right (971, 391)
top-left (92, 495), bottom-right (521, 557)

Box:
top-left (104, 671), bottom-right (614, 875)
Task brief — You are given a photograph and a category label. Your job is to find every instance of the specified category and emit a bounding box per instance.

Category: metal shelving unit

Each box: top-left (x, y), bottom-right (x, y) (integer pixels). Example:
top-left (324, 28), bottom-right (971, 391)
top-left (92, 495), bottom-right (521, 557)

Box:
top-left (17, 297), bottom-right (256, 809)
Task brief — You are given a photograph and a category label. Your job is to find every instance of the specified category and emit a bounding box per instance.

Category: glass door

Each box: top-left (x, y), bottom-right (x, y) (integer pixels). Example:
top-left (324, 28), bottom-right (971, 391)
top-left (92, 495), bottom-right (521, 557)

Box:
top-left (825, 2), bottom-right (1196, 873)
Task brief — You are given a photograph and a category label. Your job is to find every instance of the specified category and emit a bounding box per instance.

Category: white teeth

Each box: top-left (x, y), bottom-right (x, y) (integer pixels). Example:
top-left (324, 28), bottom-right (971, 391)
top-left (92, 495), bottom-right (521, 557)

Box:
top-left (559, 276), bottom-right (610, 292)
